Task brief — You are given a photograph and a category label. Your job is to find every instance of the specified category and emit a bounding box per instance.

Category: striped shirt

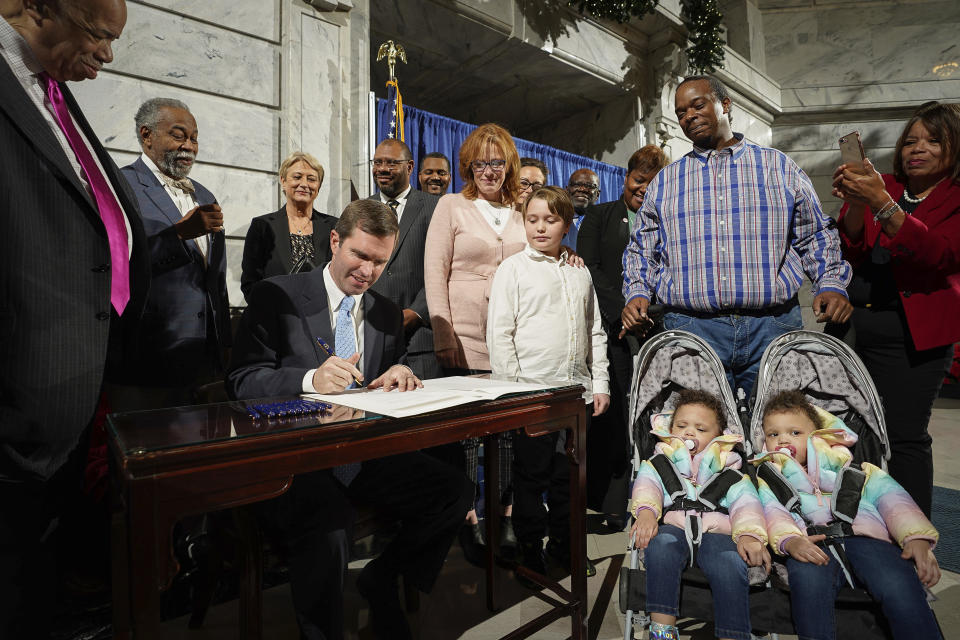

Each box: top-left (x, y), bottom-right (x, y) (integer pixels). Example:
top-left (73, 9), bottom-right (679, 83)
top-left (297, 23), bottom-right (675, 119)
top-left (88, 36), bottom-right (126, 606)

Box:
top-left (623, 135), bottom-right (850, 311)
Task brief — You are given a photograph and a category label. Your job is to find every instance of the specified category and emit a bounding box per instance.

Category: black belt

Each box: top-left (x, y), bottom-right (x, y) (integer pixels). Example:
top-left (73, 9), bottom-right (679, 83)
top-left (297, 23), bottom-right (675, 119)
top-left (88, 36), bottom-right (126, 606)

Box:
top-left (667, 296), bottom-right (799, 319)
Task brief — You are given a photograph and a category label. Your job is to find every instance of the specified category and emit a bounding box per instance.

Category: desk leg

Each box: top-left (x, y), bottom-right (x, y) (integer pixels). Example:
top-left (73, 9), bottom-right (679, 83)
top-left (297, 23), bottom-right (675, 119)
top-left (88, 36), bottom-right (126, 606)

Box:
top-left (126, 477), bottom-right (172, 639)
top-left (111, 493), bottom-right (131, 639)
top-left (483, 433), bottom-right (501, 612)
top-left (567, 406), bottom-right (588, 640)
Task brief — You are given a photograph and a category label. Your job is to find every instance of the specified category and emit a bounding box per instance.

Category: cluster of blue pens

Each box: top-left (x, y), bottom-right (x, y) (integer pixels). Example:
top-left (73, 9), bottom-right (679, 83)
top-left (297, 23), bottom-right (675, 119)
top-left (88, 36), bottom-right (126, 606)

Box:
top-left (246, 399), bottom-right (332, 419)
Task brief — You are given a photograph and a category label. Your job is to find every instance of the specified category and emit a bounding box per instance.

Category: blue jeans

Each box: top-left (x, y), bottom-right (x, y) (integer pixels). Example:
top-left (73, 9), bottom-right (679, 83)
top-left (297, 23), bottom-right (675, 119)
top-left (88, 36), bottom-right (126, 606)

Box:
top-left (644, 524), bottom-right (752, 640)
top-left (786, 535), bottom-right (941, 640)
top-left (663, 304), bottom-right (802, 396)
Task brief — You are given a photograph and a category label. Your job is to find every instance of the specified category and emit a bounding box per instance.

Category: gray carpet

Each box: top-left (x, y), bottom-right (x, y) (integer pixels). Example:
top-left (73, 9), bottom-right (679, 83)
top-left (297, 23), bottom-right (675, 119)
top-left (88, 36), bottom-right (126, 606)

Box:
top-left (932, 485), bottom-right (960, 573)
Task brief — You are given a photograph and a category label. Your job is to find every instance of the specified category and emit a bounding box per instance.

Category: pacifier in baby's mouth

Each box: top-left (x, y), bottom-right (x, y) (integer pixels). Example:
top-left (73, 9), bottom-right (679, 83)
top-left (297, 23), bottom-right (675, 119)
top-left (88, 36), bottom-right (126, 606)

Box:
top-left (684, 439), bottom-right (697, 453)
top-left (777, 445), bottom-right (796, 457)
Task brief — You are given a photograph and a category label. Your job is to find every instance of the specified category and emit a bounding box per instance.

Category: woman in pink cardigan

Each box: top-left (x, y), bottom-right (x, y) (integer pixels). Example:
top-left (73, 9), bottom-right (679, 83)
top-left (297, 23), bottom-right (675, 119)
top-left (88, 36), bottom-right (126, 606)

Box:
top-left (425, 123), bottom-right (526, 564)
top-left (425, 123), bottom-right (526, 371)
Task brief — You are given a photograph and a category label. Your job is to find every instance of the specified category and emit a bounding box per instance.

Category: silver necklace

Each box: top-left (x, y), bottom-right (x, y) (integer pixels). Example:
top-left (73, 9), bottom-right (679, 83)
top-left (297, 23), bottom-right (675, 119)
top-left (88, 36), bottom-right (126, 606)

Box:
top-left (289, 215), bottom-right (311, 235)
top-left (477, 199), bottom-right (505, 225)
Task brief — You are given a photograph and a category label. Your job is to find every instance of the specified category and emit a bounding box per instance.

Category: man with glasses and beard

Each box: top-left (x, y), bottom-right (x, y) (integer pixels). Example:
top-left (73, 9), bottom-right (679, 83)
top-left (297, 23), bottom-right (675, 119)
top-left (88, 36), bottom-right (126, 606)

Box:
top-left (118, 97), bottom-right (231, 408)
top-left (368, 139), bottom-right (442, 379)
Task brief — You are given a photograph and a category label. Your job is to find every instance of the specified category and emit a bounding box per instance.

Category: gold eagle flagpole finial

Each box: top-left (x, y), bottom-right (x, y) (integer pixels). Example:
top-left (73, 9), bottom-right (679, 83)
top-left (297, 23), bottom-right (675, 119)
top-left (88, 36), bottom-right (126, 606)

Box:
top-left (376, 40), bottom-right (407, 81)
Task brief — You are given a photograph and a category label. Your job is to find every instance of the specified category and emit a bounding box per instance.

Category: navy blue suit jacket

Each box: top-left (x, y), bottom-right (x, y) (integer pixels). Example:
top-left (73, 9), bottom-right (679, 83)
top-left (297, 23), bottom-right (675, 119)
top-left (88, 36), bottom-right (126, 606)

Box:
top-left (226, 265), bottom-right (405, 399)
top-left (120, 157), bottom-right (230, 384)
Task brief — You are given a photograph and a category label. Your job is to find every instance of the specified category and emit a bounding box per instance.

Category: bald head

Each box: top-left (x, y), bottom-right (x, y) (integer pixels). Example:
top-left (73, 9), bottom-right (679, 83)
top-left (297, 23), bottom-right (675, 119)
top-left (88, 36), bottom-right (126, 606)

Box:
top-left (566, 168), bottom-right (600, 210)
top-left (8, 0), bottom-right (126, 82)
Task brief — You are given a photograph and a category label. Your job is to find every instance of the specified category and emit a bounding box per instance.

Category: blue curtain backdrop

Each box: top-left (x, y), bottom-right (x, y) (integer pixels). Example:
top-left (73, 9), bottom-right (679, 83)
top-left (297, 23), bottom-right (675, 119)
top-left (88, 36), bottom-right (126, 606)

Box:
top-left (375, 98), bottom-right (626, 203)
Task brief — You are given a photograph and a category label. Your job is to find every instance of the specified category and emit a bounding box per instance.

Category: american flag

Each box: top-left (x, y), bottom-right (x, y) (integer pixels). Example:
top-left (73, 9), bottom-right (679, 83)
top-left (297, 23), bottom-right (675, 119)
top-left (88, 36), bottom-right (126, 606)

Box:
top-left (385, 79), bottom-right (405, 142)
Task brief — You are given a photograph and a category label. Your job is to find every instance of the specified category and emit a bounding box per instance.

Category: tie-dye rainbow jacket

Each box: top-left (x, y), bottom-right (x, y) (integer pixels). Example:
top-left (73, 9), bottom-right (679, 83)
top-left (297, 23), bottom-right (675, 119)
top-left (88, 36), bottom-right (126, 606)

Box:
top-left (629, 415), bottom-right (767, 544)
top-left (753, 407), bottom-right (938, 554)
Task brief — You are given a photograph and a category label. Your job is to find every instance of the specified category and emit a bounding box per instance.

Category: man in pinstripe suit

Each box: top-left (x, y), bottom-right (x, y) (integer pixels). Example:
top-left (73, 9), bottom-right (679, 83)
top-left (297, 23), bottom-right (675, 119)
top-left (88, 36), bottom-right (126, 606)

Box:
top-left (368, 139), bottom-right (443, 379)
top-left (0, 0), bottom-right (148, 634)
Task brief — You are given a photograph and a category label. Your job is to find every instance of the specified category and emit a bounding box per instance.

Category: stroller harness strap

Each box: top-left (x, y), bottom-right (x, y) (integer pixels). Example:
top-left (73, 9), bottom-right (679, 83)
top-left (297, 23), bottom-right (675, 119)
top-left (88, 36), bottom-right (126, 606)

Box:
top-left (758, 461), bottom-right (866, 527)
top-left (758, 461), bottom-right (867, 586)
top-left (649, 453), bottom-right (742, 566)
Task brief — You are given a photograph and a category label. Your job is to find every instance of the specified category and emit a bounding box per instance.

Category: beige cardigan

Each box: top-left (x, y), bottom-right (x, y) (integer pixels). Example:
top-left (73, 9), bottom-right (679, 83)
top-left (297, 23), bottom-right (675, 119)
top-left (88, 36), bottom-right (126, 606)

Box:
top-left (424, 192), bottom-right (526, 371)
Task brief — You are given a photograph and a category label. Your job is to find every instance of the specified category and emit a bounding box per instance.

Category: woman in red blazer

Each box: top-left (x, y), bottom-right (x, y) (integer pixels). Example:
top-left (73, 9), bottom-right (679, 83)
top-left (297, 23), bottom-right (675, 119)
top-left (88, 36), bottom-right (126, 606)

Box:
top-left (833, 101), bottom-right (960, 517)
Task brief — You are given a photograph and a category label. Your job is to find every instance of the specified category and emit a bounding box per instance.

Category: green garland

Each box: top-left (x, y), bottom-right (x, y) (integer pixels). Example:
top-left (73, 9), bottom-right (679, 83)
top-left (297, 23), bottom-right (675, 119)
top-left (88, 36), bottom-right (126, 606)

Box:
top-left (568, 0), bottom-right (727, 73)
top-left (567, 0), bottom-right (660, 24)
top-left (681, 0), bottom-right (725, 73)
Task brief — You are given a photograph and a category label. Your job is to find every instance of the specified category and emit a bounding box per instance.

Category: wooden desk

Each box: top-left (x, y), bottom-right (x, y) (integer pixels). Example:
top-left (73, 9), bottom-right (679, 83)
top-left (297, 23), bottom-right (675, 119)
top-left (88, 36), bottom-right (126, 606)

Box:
top-left (108, 385), bottom-right (587, 640)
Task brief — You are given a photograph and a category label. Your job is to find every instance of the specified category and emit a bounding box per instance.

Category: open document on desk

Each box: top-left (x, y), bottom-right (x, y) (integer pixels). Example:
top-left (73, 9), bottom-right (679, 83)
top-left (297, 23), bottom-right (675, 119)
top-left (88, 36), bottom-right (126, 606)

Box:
top-left (302, 376), bottom-right (553, 418)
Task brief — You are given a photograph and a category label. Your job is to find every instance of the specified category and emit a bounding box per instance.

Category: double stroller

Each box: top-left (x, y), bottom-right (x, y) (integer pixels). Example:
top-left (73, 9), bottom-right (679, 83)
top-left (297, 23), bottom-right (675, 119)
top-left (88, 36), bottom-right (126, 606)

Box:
top-left (617, 329), bottom-right (930, 639)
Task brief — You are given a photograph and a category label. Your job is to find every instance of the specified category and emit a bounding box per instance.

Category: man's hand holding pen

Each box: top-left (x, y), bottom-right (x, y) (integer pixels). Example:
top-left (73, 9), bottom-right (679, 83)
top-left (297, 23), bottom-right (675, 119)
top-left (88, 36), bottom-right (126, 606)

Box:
top-left (312, 352), bottom-right (364, 394)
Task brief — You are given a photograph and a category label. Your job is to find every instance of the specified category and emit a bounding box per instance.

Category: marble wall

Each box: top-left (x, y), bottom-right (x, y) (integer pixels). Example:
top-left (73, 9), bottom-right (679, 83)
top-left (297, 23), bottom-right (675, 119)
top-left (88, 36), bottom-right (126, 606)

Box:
top-left (762, 0), bottom-right (960, 209)
top-left (73, 0), bottom-right (368, 306)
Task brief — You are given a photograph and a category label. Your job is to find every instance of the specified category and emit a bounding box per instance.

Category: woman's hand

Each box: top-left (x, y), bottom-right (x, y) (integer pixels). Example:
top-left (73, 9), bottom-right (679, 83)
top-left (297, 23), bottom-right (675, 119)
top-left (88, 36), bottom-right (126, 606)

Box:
top-left (902, 539), bottom-right (941, 588)
top-left (832, 158), bottom-right (889, 210)
top-left (436, 348), bottom-right (463, 370)
top-left (629, 509), bottom-right (659, 550)
top-left (562, 246), bottom-right (584, 268)
top-left (783, 534), bottom-right (829, 565)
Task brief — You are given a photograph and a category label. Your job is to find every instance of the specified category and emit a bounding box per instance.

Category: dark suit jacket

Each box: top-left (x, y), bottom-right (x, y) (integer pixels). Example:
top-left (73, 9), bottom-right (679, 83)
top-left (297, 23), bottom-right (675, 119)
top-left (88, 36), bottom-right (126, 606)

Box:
top-left (577, 197), bottom-right (631, 331)
top-left (240, 207), bottom-right (337, 301)
top-left (0, 66), bottom-right (149, 480)
top-left (120, 157), bottom-right (230, 384)
top-left (226, 266), bottom-right (406, 400)
top-left (367, 190), bottom-right (440, 356)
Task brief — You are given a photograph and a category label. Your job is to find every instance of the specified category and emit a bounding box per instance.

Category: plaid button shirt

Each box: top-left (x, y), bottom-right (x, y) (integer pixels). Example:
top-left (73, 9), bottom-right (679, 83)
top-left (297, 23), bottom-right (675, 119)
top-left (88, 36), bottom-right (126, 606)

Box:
top-left (623, 134), bottom-right (851, 311)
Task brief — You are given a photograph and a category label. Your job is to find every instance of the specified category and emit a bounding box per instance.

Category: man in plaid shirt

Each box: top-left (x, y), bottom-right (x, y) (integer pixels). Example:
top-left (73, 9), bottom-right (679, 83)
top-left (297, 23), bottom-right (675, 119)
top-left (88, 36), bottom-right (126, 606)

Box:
top-left (621, 75), bottom-right (853, 395)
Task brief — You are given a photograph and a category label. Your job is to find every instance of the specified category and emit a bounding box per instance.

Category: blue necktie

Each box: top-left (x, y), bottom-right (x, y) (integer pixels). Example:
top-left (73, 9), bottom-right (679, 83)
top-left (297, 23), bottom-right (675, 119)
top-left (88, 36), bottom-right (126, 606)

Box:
top-left (333, 295), bottom-right (361, 485)
top-left (335, 296), bottom-right (357, 388)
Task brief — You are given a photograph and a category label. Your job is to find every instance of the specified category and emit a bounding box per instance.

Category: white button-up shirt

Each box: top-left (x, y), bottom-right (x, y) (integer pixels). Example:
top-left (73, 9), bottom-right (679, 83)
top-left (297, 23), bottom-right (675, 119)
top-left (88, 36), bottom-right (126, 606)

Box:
top-left (301, 265), bottom-right (365, 392)
top-left (379, 184), bottom-right (411, 221)
top-left (487, 244), bottom-right (609, 403)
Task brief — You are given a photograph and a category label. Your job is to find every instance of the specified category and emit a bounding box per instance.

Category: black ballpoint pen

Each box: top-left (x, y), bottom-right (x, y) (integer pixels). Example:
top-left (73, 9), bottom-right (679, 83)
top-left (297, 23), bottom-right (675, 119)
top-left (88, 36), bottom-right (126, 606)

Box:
top-left (315, 336), bottom-right (363, 387)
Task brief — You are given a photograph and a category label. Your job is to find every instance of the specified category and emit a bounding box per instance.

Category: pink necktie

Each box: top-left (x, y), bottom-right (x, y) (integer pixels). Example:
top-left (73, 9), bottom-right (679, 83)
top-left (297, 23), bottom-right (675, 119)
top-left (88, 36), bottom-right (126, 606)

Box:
top-left (44, 75), bottom-right (130, 315)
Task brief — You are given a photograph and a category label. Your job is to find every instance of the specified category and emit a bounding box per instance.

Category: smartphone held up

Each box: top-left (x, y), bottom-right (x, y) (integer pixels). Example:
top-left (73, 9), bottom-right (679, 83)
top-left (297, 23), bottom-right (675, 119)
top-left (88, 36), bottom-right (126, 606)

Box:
top-left (838, 130), bottom-right (866, 174)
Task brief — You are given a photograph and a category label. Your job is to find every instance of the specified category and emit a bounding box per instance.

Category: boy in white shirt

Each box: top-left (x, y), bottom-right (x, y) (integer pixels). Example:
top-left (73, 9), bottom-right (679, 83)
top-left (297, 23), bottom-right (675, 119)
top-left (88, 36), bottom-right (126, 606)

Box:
top-left (487, 186), bottom-right (610, 583)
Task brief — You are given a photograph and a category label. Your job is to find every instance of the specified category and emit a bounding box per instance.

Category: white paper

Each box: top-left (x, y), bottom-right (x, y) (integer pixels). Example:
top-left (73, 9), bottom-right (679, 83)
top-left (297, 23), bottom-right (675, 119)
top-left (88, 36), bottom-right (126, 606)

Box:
top-left (303, 376), bottom-right (554, 418)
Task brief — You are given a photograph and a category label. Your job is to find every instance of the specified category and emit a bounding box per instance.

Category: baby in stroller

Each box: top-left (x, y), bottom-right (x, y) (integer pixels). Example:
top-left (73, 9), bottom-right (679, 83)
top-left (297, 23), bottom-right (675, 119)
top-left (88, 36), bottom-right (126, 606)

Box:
top-left (628, 389), bottom-right (769, 640)
top-left (754, 390), bottom-right (941, 640)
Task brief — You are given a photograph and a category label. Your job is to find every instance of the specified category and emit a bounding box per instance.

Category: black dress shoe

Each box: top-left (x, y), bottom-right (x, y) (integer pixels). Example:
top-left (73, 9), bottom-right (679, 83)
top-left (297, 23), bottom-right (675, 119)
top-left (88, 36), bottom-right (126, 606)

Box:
top-left (515, 540), bottom-right (546, 590)
top-left (356, 560), bottom-right (412, 640)
top-left (458, 521), bottom-right (487, 568)
top-left (545, 537), bottom-right (597, 578)
top-left (499, 516), bottom-right (518, 561)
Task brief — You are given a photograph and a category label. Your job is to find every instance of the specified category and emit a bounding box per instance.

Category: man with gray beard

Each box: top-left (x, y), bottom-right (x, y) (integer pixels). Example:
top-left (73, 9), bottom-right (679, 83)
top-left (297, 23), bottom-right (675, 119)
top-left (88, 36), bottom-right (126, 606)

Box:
top-left (118, 97), bottom-right (231, 408)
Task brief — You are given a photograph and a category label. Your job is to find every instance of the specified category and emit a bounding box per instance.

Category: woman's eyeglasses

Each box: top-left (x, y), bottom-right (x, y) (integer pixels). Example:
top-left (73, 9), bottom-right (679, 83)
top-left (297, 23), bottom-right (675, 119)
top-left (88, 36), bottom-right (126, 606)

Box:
top-left (519, 179), bottom-right (544, 191)
top-left (470, 160), bottom-right (506, 173)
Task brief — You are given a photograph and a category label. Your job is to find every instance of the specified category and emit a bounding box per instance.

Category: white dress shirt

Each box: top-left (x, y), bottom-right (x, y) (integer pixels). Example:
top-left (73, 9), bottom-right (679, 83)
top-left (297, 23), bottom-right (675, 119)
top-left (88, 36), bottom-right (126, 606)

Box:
top-left (0, 17), bottom-right (133, 256)
top-left (379, 184), bottom-right (412, 221)
top-left (487, 244), bottom-right (609, 404)
top-left (139, 152), bottom-right (207, 260)
top-left (301, 265), bottom-right (365, 392)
